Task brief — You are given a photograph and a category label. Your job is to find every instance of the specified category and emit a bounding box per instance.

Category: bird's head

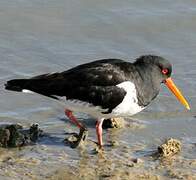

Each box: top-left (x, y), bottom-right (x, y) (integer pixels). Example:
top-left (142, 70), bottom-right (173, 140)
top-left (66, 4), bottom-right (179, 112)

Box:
top-left (135, 55), bottom-right (190, 110)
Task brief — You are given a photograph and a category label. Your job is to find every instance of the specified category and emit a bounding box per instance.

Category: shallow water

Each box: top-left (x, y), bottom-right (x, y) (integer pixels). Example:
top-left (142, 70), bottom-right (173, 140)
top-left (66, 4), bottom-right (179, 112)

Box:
top-left (0, 0), bottom-right (196, 179)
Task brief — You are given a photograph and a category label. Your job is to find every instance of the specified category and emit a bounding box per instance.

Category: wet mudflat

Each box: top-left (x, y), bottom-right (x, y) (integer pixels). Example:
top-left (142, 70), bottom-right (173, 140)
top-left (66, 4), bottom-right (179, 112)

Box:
top-left (0, 116), bottom-right (195, 179)
top-left (0, 0), bottom-right (196, 179)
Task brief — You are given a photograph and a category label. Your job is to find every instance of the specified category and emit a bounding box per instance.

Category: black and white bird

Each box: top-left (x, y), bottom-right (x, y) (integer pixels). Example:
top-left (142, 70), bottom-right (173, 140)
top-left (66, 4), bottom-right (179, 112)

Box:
top-left (5, 55), bottom-right (190, 147)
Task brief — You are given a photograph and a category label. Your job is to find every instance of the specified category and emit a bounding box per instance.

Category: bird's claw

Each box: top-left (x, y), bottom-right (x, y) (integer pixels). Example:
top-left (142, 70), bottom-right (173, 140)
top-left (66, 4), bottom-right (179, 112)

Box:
top-left (64, 127), bottom-right (88, 148)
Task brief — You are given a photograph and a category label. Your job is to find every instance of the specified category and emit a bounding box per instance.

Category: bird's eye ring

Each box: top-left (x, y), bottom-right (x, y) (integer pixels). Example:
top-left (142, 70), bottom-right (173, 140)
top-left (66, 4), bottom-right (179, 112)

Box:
top-left (162, 68), bottom-right (168, 75)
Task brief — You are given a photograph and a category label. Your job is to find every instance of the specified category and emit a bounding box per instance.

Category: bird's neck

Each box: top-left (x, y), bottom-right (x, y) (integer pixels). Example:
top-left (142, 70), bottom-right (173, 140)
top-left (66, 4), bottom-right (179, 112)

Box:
top-left (133, 64), bottom-right (161, 107)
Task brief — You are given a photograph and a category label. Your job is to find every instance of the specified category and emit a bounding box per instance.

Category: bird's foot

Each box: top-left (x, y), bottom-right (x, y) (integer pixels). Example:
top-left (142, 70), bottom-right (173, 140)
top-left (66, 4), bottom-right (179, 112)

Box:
top-left (64, 127), bottom-right (88, 148)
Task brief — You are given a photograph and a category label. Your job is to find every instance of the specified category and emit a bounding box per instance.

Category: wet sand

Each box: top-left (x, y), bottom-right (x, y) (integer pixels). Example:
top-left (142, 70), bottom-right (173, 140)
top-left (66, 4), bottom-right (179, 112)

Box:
top-left (0, 119), bottom-right (195, 180)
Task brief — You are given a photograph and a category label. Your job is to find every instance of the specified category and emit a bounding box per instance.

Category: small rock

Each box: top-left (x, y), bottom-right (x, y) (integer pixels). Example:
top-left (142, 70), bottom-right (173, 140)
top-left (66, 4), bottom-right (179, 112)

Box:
top-left (131, 158), bottom-right (144, 164)
top-left (158, 138), bottom-right (181, 158)
top-left (102, 117), bottom-right (125, 129)
top-left (126, 162), bottom-right (134, 167)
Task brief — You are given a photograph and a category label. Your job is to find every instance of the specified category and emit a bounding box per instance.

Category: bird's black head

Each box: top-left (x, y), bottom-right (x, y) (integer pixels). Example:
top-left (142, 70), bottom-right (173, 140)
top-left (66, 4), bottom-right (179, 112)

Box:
top-left (134, 55), bottom-right (190, 110)
top-left (134, 55), bottom-right (172, 83)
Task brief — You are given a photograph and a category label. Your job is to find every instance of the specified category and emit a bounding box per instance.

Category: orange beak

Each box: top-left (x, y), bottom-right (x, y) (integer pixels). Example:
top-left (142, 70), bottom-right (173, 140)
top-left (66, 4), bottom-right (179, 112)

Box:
top-left (164, 77), bottom-right (190, 110)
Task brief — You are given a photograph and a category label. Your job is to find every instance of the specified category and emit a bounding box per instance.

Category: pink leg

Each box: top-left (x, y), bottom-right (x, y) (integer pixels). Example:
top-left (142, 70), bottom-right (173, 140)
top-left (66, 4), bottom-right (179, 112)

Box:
top-left (96, 119), bottom-right (104, 147)
top-left (65, 109), bottom-right (84, 129)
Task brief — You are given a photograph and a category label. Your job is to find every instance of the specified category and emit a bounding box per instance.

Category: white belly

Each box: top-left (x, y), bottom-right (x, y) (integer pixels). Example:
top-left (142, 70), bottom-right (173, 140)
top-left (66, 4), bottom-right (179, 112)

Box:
top-left (111, 81), bottom-right (145, 116)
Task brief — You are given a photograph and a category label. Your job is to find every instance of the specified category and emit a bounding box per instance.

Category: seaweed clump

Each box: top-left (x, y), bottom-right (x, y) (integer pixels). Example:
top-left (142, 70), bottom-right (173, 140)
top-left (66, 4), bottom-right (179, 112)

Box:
top-left (0, 123), bottom-right (43, 148)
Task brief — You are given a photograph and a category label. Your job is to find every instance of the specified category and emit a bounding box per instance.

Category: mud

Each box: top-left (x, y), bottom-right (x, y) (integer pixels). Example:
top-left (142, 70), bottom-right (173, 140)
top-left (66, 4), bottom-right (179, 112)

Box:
top-left (0, 122), bottom-right (195, 180)
top-left (47, 140), bottom-right (196, 180)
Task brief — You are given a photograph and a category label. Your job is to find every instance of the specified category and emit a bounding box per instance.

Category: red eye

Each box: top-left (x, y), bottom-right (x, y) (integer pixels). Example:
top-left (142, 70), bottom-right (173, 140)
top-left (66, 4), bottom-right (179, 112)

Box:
top-left (162, 68), bottom-right (168, 75)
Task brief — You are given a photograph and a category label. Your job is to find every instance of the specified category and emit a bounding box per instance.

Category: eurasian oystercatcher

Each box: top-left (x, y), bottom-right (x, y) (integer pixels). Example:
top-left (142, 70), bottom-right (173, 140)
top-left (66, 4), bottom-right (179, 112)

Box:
top-left (5, 55), bottom-right (190, 147)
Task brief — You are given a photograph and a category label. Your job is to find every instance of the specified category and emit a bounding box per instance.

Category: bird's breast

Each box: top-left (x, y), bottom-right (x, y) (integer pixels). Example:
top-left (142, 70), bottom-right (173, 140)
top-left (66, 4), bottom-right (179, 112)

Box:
top-left (112, 81), bottom-right (145, 116)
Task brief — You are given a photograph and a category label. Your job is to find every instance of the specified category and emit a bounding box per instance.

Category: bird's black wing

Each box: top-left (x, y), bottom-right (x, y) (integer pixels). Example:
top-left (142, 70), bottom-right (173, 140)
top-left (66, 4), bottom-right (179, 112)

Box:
top-left (62, 85), bottom-right (126, 113)
top-left (5, 59), bottom-right (131, 109)
top-left (61, 58), bottom-right (133, 86)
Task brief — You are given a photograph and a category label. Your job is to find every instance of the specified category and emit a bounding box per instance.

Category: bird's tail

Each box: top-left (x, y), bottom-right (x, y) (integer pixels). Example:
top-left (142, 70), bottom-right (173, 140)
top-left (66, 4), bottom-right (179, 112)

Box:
top-left (5, 79), bottom-right (30, 92)
top-left (5, 73), bottom-right (67, 99)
